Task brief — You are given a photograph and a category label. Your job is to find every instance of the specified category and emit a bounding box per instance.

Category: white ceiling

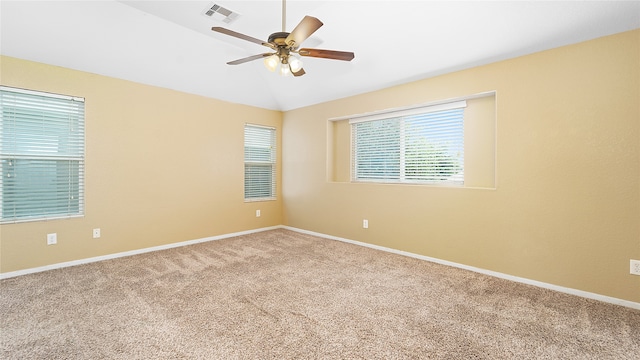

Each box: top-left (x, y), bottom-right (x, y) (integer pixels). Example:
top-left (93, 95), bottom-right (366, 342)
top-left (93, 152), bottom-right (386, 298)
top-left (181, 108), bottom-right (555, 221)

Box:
top-left (1, 1), bottom-right (639, 111)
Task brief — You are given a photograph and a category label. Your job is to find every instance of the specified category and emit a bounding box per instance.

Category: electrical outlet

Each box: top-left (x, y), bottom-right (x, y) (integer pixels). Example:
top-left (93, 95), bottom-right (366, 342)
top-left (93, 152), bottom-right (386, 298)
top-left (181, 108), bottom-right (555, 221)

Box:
top-left (631, 260), bottom-right (640, 276)
top-left (256, 210), bottom-right (261, 217)
top-left (93, 228), bottom-right (101, 239)
top-left (47, 233), bottom-right (57, 245)
top-left (363, 219), bottom-right (368, 229)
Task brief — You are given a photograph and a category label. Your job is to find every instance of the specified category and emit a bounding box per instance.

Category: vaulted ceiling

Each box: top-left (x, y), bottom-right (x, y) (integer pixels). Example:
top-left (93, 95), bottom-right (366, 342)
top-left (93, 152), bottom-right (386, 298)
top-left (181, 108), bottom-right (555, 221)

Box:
top-left (2, 1), bottom-right (639, 111)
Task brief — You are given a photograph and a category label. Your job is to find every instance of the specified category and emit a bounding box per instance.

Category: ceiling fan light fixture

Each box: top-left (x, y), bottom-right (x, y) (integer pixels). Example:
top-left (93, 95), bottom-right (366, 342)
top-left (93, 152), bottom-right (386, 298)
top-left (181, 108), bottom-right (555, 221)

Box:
top-left (264, 54), bottom-right (279, 72)
top-left (288, 56), bottom-right (303, 73)
top-left (280, 62), bottom-right (291, 77)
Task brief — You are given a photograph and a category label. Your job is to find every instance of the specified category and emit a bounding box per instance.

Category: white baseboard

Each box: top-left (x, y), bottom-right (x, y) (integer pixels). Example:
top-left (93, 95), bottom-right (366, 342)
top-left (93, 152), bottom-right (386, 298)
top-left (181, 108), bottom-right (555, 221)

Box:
top-left (282, 226), bottom-right (640, 311)
top-left (3, 224), bottom-right (638, 311)
top-left (0, 226), bottom-right (281, 280)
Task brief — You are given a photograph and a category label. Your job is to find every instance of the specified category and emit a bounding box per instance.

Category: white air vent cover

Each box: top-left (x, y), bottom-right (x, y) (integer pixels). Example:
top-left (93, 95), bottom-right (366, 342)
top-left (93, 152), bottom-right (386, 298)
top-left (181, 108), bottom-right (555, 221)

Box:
top-left (202, 3), bottom-right (240, 24)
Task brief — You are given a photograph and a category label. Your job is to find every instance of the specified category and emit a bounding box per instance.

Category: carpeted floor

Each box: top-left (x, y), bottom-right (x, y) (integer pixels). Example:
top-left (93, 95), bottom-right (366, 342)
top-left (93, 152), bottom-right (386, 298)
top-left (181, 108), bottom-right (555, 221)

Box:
top-left (1, 229), bottom-right (639, 359)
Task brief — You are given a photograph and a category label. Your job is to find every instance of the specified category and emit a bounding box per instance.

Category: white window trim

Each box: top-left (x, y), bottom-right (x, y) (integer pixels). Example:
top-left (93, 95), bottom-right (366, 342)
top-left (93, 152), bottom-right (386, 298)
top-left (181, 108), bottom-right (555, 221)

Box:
top-left (350, 100), bottom-right (467, 185)
top-left (348, 100), bottom-right (467, 125)
top-left (244, 124), bottom-right (276, 202)
top-left (329, 91), bottom-right (495, 123)
top-left (0, 86), bottom-right (85, 224)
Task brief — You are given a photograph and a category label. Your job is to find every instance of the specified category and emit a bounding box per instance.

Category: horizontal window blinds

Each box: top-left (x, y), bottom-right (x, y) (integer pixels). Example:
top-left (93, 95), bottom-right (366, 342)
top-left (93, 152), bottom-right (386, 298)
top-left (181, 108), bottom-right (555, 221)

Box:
top-left (352, 101), bottom-right (465, 185)
top-left (244, 124), bottom-right (276, 201)
top-left (0, 86), bottom-right (85, 223)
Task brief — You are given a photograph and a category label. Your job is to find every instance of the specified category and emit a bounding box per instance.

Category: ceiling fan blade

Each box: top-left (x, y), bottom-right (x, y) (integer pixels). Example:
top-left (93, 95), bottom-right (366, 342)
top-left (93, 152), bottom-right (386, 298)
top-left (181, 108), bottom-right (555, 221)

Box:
top-left (292, 68), bottom-right (306, 77)
top-left (285, 16), bottom-right (323, 48)
top-left (227, 53), bottom-right (274, 65)
top-left (298, 48), bottom-right (355, 61)
top-left (212, 27), bottom-right (275, 49)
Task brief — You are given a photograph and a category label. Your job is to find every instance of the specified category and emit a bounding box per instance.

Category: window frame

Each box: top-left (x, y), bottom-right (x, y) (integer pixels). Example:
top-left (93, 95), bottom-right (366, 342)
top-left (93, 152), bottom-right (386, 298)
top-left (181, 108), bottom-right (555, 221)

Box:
top-left (244, 124), bottom-right (276, 202)
top-left (350, 100), bottom-right (466, 186)
top-left (0, 86), bottom-right (85, 224)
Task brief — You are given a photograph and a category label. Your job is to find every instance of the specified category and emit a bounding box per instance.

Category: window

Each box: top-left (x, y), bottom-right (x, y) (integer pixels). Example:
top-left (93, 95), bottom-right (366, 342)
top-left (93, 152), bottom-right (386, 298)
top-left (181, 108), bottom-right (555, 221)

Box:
top-left (244, 124), bottom-right (276, 201)
top-left (351, 101), bottom-right (466, 185)
top-left (0, 86), bottom-right (85, 223)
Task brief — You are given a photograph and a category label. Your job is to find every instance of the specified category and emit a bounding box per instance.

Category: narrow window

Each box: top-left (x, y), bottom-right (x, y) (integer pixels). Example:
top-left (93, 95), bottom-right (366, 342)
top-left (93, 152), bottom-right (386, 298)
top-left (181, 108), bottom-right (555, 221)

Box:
top-left (0, 86), bottom-right (85, 223)
top-left (351, 101), bottom-right (465, 185)
top-left (244, 124), bottom-right (276, 201)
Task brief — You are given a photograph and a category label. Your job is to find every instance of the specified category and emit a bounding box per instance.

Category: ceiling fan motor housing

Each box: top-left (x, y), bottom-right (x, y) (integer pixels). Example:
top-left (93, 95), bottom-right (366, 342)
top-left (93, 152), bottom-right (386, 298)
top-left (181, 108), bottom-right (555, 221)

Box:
top-left (268, 32), bottom-right (291, 46)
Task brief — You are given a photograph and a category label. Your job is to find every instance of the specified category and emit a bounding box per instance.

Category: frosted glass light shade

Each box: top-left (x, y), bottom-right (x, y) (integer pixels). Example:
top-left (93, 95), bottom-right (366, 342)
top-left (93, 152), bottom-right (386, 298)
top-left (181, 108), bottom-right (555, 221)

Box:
top-left (263, 55), bottom-right (279, 72)
top-left (289, 56), bottom-right (303, 72)
top-left (280, 63), bottom-right (291, 76)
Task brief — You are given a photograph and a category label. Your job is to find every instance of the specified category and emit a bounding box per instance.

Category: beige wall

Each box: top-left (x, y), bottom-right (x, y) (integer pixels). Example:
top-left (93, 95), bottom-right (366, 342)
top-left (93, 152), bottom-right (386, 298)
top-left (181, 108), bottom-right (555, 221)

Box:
top-left (0, 56), bottom-right (283, 272)
top-left (1, 30), bottom-right (638, 304)
top-left (282, 30), bottom-right (640, 303)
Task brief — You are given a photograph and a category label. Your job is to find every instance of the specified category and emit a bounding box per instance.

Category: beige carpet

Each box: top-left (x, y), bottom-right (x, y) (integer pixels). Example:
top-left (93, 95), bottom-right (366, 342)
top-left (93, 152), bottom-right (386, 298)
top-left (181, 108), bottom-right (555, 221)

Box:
top-left (1, 229), bottom-right (639, 359)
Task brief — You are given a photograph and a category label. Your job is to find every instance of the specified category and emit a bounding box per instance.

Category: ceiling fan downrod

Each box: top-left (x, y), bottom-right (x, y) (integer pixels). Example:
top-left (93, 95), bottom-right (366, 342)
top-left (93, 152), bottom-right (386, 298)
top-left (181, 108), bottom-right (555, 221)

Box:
top-left (282, 0), bottom-right (286, 32)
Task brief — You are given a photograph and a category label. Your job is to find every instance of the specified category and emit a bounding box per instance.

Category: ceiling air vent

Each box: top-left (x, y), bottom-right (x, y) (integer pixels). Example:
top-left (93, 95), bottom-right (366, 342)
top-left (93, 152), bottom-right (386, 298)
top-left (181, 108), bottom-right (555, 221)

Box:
top-left (202, 3), bottom-right (240, 24)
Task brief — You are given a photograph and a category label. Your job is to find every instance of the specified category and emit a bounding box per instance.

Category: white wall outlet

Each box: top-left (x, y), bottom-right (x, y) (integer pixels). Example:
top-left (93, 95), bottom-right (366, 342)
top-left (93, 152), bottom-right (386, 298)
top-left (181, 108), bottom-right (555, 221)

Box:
top-left (363, 219), bottom-right (368, 229)
top-left (47, 233), bottom-right (57, 245)
top-left (256, 210), bottom-right (261, 217)
top-left (93, 228), bottom-right (101, 239)
top-left (631, 259), bottom-right (640, 276)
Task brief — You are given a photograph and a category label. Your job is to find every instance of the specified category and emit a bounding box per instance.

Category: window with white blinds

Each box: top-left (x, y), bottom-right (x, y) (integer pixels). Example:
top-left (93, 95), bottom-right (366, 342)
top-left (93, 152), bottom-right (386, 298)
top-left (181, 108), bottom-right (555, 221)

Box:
top-left (0, 86), bottom-right (85, 223)
top-left (244, 124), bottom-right (276, 201)
top-left (351, 101), bottom-right (466, 185)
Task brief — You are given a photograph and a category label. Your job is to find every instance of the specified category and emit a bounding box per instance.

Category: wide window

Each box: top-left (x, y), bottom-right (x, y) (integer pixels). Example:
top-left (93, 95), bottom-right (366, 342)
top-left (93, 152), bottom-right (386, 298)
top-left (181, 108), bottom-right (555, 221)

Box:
top-left (351, 101), bottom-right (465, 185)
top-left (0, 86), bottom-right (85, 223)
top-left (244, 124), bottom-right (276, 201)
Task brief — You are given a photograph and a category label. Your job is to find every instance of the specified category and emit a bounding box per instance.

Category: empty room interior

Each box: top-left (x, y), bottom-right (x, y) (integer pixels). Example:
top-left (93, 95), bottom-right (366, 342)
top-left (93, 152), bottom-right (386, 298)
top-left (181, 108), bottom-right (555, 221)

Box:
top-left (1, 1), bottom-right (639, 358)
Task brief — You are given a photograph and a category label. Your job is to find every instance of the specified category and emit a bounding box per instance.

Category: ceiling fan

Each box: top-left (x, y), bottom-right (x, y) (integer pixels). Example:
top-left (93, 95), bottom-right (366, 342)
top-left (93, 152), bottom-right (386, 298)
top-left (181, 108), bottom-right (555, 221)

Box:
top-left (211, 0), bottom-right (355, 77)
